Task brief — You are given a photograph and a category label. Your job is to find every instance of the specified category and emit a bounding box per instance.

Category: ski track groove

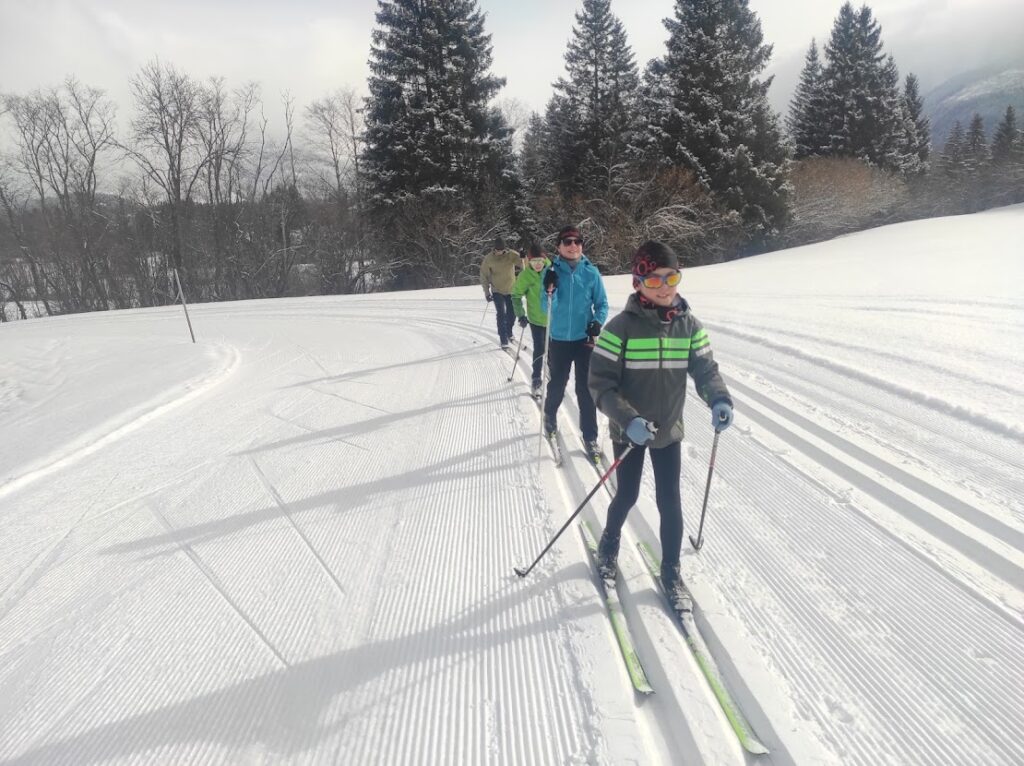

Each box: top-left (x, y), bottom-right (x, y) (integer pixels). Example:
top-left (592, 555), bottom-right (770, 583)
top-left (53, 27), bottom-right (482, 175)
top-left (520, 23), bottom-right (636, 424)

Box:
top-left (709, 319), bottom-right (1023, 399)
top-left (693, 434), bottom-right (1024, 764)
top-left (722, 331), bottom-right (1024, 488)
top-left (728, 374), bottom-right (1024, 552)
top-left (704, 322), bottom-right (1024, 441)
top-left (741, 421), bottom-right (1024, 628)
top-left (732, 353), bottom-right (1024, 515)
top-left (732, 379), bottom-right (1024, 589)
top-left (730, 379), bottom-right (1024, 624)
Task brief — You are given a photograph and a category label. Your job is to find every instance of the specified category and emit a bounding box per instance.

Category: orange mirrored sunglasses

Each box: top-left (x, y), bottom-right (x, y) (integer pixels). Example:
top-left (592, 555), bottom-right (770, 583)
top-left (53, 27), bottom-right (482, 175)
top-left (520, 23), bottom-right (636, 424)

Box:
top-left (639, 270), bottom-right (682, 289)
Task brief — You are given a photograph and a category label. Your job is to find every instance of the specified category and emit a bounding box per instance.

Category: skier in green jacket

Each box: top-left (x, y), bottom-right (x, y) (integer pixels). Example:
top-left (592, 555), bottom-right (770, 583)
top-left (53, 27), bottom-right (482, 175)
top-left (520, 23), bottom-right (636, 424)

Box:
top-left (511, 242), bottom-right (551, 398)
top-left (588, 241), bottom-right (733, 607)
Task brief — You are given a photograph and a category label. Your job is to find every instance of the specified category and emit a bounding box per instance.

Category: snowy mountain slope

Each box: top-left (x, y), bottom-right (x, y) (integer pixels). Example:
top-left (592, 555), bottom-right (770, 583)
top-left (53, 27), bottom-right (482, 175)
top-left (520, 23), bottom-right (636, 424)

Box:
top-left (1, 206), bottom-right (1022, 765)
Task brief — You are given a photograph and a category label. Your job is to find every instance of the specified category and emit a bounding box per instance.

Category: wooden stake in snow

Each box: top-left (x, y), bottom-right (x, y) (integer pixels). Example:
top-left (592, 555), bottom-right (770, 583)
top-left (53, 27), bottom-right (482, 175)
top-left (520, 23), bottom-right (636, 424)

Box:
top-left (173, 268), bottom-right (196, 344)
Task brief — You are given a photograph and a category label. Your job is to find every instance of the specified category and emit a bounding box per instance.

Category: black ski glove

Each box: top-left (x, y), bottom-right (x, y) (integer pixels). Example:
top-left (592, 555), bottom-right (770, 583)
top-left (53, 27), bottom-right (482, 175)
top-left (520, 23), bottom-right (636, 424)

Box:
top-left (518, 316), bottom-right (529, 328)
top-left (543, 270), bottom-right (558, 292)
top-left (586, 320), bottom-right (602, 337)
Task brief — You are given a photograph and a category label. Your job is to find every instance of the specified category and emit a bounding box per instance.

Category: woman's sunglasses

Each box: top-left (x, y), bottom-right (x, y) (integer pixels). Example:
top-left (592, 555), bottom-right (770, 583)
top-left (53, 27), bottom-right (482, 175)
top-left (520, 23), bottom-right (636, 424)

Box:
top-left (639, 270), bottom-right (682, 289)
top-left (560, 237), bottom-right (583, 246)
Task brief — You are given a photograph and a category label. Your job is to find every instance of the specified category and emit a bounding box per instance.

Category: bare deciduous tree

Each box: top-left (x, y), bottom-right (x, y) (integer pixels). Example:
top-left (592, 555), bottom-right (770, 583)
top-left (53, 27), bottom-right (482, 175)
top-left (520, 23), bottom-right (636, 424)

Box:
top-left (1, 78), bottom-right (120, 313)
top-left (124, 60), bottom-right (210, 274)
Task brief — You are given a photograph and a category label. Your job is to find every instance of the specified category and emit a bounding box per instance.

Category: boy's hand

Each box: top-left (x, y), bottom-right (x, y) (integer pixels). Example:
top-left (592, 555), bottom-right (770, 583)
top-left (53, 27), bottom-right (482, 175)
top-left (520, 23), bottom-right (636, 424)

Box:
top-left (711, 402), bottom-right (733, 432)
top-left (625, 417), bottom-right (656, 445)
top-left (518, 316), bottom-right (529, 328)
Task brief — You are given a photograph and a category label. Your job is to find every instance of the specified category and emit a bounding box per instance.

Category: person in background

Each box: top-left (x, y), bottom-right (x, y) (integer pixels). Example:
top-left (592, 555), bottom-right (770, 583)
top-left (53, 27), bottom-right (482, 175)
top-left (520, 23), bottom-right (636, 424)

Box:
top-left (588, 240), bottom-right (733, 607)
top-left (480, 237), bottom-right (521, 349)
top-left (540, 225), bottom-right (609, 461)
top-left (511, 242), bottom-right (551, 399)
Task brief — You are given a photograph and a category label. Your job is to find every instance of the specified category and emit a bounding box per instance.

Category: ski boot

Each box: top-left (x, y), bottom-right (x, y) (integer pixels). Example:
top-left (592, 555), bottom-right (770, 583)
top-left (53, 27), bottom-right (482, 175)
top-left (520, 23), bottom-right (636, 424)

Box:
top-left (596, 530), bottom-right (620, 580)
top-left (585, 440), bottom-right (603, 464)
top-left (661, 563), bottom-right (693, 612)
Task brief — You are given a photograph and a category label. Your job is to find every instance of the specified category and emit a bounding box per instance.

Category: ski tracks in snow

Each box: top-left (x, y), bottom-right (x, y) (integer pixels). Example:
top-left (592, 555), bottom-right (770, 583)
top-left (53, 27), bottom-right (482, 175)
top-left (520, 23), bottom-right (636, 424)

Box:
top-left (0, 341), bottom-right (241, 501)
top-left (689, 311), bottom-right (1024, 764)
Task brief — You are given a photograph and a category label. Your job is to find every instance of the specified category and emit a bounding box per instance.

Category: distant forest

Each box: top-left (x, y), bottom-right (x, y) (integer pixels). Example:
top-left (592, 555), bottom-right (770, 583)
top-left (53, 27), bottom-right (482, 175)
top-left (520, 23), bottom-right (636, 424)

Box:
top-left (2, 0), bottom-right (1022, 320)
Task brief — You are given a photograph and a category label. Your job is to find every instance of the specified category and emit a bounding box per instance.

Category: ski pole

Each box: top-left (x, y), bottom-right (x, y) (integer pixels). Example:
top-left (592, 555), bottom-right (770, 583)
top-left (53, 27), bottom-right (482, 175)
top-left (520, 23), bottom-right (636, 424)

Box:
top-left (536, 288), bottom-right (555, 459)
top-left (515, 444), bottom-right (635, 578)
top-left (479, 300), bottom-right (490, 327)
top-left (688, 413), bottom-right (727, 551)
top-left (506, 322), bottom-right (528, 382)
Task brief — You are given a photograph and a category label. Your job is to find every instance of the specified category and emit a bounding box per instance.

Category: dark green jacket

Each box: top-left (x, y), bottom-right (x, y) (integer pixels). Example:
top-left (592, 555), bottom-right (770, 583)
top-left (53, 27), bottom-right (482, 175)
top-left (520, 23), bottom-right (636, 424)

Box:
top-left (589, 293), bottom-right (732, 448)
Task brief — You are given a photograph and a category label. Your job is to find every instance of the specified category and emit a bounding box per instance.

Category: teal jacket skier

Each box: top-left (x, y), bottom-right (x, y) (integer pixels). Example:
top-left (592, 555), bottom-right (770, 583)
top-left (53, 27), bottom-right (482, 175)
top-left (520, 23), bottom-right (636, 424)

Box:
top-left (538, 226), bottom-right (609, 456)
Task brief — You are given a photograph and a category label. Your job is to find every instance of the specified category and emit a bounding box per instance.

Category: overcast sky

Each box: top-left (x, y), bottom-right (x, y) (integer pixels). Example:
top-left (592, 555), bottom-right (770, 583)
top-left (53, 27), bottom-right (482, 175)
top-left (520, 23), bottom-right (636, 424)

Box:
top-left (1, 0), bottom-right (1021, 130)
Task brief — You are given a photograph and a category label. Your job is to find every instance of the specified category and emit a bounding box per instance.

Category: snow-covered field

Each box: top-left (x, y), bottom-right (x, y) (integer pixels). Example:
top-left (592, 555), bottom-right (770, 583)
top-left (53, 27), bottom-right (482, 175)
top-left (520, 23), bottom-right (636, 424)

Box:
top-left (1, 206), bottom-right (1022, 765)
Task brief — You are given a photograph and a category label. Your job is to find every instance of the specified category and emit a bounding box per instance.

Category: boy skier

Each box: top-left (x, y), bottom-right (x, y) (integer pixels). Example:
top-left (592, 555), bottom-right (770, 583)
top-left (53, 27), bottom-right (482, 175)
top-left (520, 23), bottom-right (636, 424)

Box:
top-left (511, 242), bottom-right (551, 398)
top-left (588, 241), bottom-right (733, 606)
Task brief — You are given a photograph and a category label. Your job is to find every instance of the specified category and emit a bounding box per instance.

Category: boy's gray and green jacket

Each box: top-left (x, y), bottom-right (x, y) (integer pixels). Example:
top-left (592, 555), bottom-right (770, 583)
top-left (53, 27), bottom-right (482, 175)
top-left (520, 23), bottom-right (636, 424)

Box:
top-left (589, 293), bottom-right (732, 449)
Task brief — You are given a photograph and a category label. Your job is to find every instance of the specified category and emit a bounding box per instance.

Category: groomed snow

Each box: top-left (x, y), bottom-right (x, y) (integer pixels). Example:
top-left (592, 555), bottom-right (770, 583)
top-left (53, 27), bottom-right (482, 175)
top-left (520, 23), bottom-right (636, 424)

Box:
top-left (1, 205), bottom-right (1022, 765)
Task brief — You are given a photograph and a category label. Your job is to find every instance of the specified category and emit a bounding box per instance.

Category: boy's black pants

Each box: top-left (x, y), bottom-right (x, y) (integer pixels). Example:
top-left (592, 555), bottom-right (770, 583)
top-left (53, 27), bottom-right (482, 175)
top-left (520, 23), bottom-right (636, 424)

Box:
top-left (603, 441), bottom-right (683, 568)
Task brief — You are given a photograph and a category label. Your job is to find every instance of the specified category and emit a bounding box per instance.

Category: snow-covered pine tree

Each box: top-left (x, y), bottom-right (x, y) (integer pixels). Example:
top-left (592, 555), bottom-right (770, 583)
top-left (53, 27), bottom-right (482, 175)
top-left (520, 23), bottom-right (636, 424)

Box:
top-left (542, 92), bottom-right (589, 200)
top-left (901, 73), bottom-right (930, 173)
top-left (990, 106), bottom-right (1021, 163)
top-left (363, 0), bottom-right (510, 208)
top-left (549, 0), bottom-right (641, 197)
top-left (787, 40), bottom-right (828, 158)
top-left (820, 3), bottom-right (908, 173)
top-left (989, 105), bottom-right (1024, 203)
top-left (644, 0), bottom-right (790, 241)
top-left (519, 112), bottom-right (550, 200)
top-left (990, 106), bottom-right (1021, 166)
top-left (940, 121), bottom-right (967, 178)
top-left (964, 113), bottom-right (989, 173)
top-left (879, 55), bottom-right (920, 173)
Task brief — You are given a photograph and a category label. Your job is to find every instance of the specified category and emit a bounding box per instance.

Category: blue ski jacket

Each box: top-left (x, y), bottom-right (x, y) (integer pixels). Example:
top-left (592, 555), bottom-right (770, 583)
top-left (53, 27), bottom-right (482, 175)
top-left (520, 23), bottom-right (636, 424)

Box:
top-left (540, 256), bottom-right (609, 341)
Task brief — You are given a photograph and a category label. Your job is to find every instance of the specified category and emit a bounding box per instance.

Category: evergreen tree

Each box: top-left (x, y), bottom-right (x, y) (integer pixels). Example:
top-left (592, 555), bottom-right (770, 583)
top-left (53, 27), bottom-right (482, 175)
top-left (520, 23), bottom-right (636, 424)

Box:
top-left (363, 0), bottom-right (510, 207)
top-left (787, 40), bottom-right (828, 157)
top-left (940, 121), bottom-right (967, 177)
top-left (991, 106), bottom-right (1021, 165)
top-left (964, 113), bottom-right (989, 172)
top-left (989, 105), bottom-right (1024, 204)
top-left (548, 0), bottom-right (641, 197)
top-left (644, 0), bottom-right (790, 239)
top-left (819, 3), bottom-right (907, 172)
top-left (519, 112), bottom-right (550, 199)
top-left (542, 94), bottom-right (588, 199)
top-left (901, 73), bottom-right (930, 172)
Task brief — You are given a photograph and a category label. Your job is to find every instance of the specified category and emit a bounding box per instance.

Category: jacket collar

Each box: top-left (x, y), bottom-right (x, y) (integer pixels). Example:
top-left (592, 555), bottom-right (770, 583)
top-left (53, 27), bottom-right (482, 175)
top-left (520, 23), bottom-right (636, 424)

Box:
top-left (554, 254), bottom-right (592, 272)
top-left (624, 292), bottom-right (691, 324)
